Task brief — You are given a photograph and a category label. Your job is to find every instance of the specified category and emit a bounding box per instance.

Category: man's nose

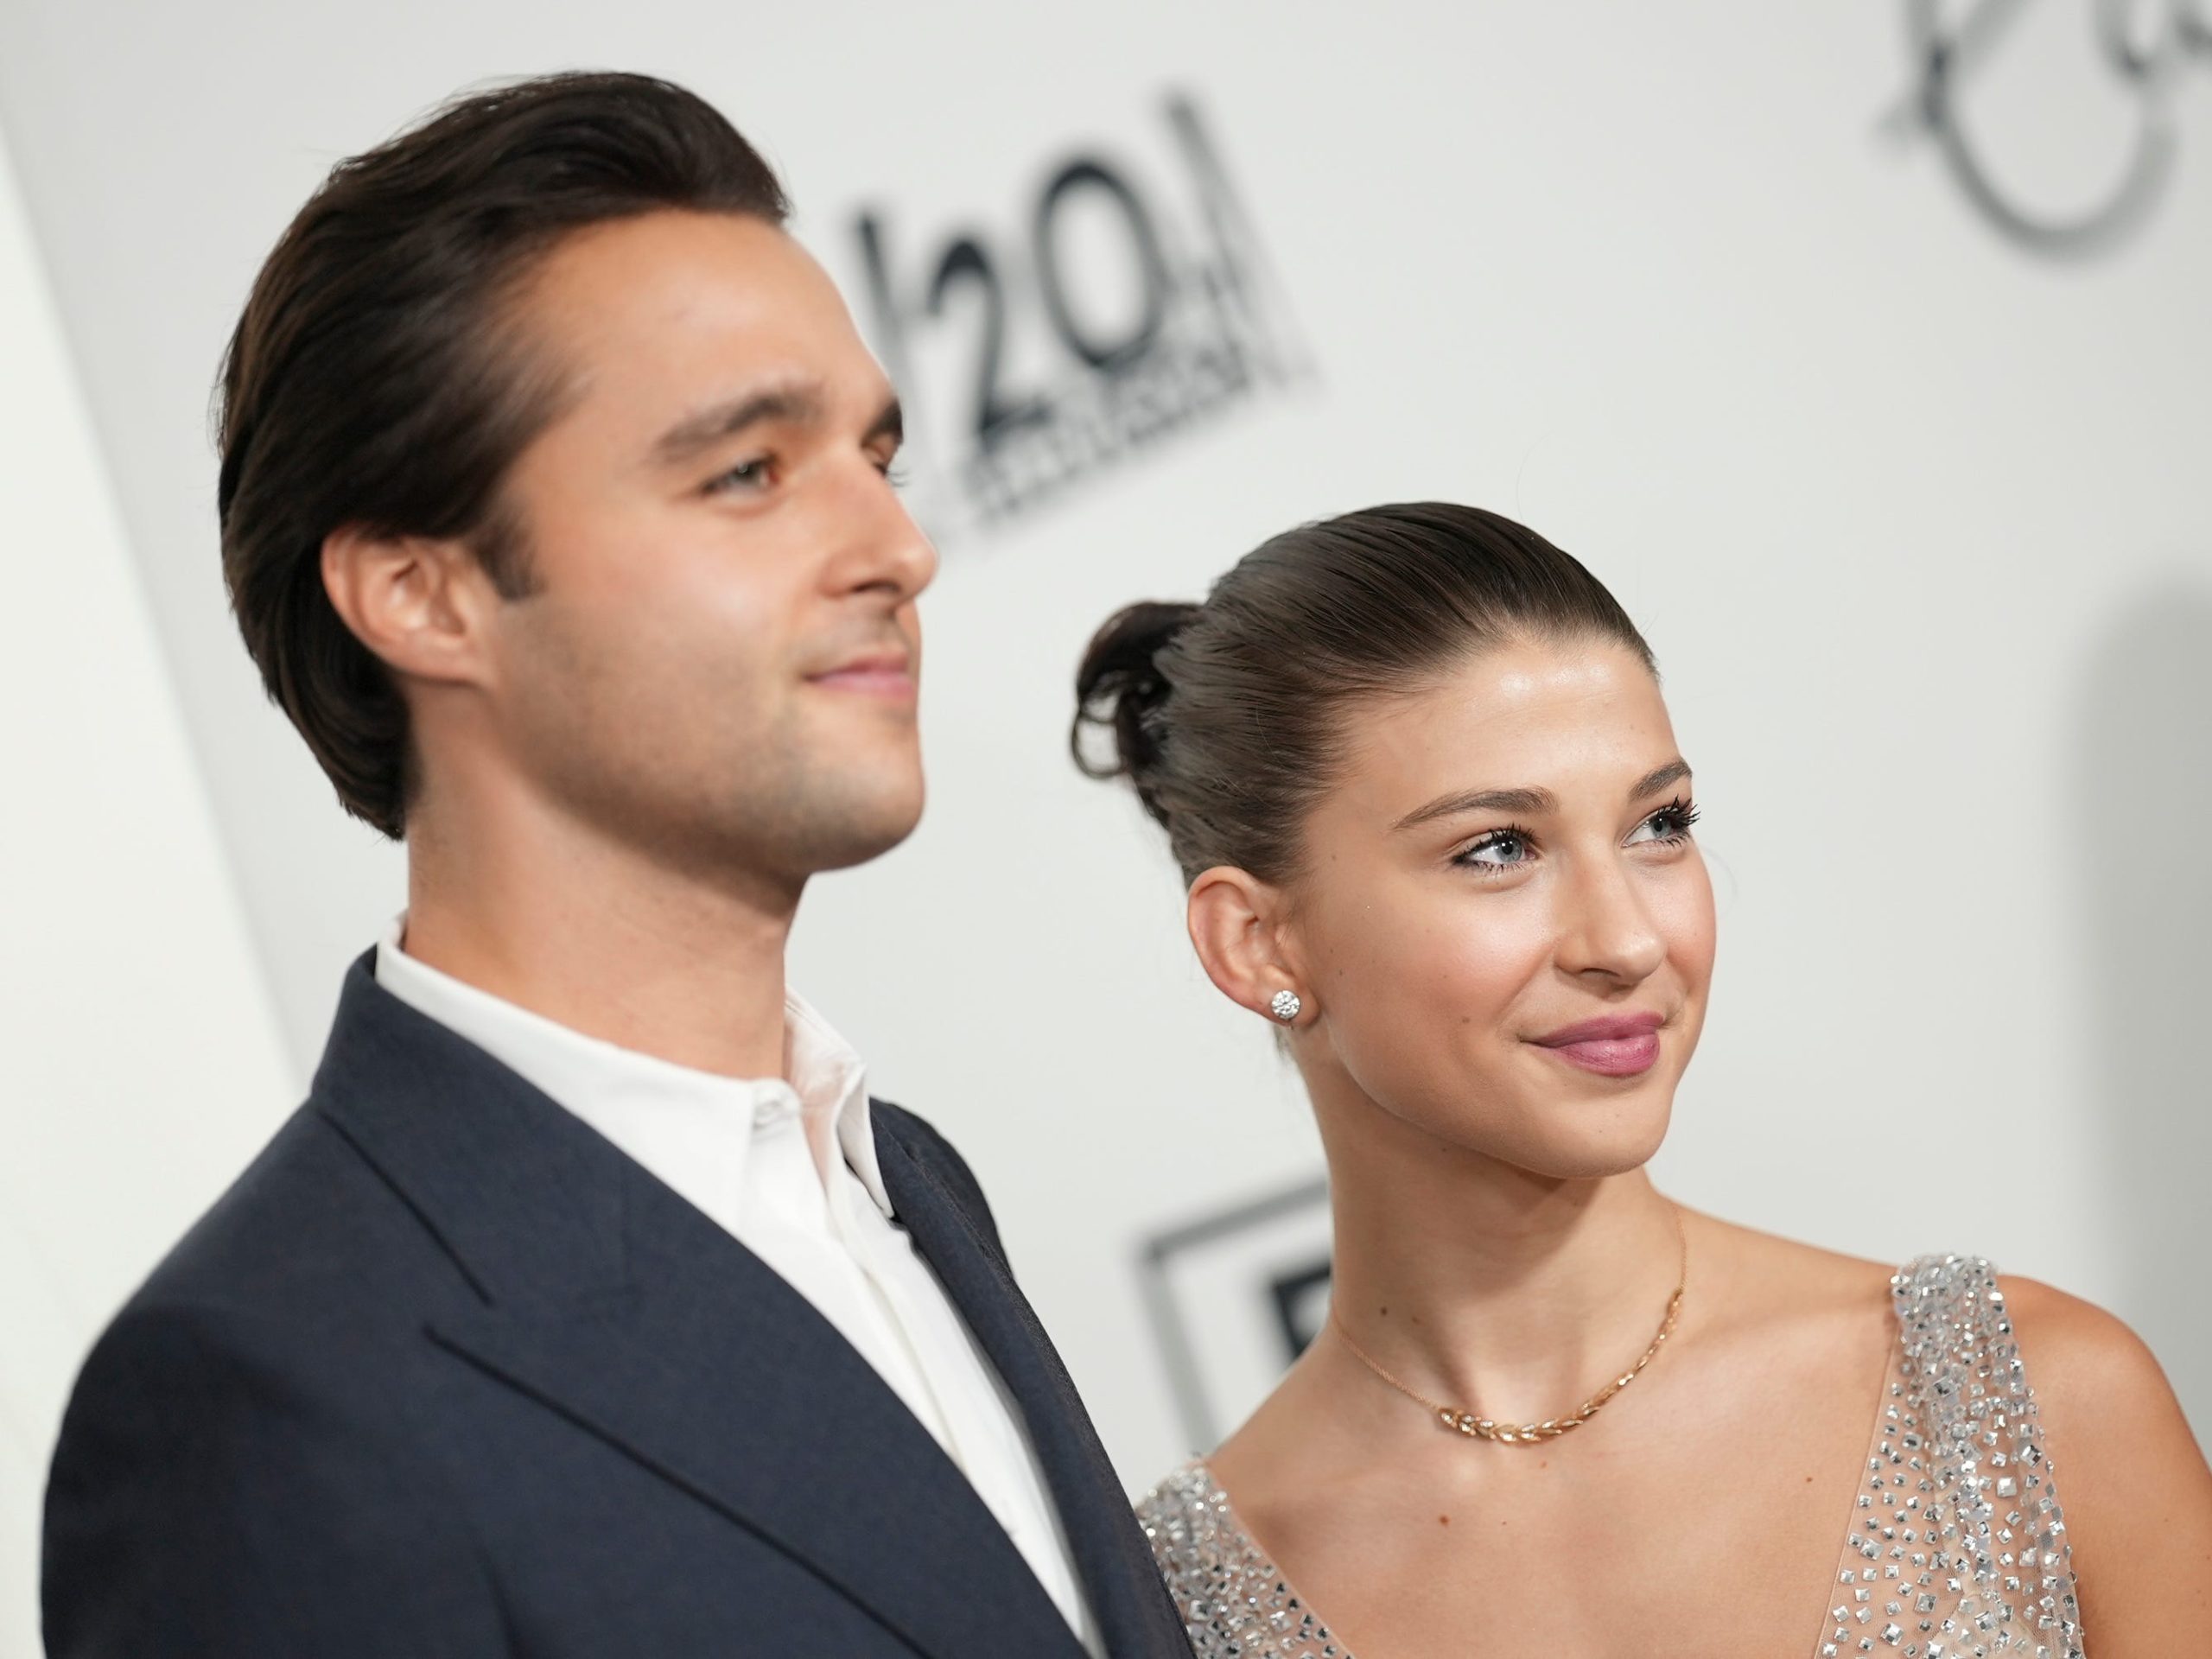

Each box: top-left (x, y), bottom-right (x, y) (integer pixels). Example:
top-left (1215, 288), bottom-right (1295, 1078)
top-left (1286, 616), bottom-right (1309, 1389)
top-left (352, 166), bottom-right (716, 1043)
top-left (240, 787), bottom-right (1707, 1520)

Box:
top-left (825, 460), bottom-right (938, 604)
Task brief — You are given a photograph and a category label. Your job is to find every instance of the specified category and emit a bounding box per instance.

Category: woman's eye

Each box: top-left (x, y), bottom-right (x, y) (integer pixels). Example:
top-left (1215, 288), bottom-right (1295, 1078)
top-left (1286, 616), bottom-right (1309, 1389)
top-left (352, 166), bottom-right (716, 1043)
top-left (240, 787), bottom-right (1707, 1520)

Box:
top-left (1627, 798), bottom-right (1702, 846)
top-left (1455, 828), bottom-right (1535, 870)
top-left (707, 456), bottom-right (773, 494)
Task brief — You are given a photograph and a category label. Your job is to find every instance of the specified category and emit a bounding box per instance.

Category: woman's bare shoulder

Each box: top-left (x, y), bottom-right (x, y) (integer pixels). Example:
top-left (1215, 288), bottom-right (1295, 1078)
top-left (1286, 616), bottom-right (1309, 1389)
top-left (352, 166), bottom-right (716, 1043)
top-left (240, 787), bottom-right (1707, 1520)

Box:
top-left (1999, 1274), bottom-right (2167, 1392)
top-left (1685, 1224), bottom-right (2191, 1450)
top-left (1679, 1209), bottom-right (1896, 1330)
top-left (1997, 1274), bottom-right (2198, 1462)
top-left (1997, 1274), bottom-right (2212, 1637)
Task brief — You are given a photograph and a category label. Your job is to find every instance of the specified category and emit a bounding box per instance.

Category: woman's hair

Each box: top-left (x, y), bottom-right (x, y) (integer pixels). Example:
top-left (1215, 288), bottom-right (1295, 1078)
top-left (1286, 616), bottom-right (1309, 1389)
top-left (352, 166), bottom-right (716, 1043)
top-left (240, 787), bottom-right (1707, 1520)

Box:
top-left (1071, 502), bottom-right (1655, 885)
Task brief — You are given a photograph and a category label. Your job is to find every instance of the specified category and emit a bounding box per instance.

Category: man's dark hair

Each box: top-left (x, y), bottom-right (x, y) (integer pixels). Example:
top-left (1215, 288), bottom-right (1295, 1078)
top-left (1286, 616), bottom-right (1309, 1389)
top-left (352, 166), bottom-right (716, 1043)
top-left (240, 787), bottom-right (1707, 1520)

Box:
top-left (217, 71), bottom-right (789, 838)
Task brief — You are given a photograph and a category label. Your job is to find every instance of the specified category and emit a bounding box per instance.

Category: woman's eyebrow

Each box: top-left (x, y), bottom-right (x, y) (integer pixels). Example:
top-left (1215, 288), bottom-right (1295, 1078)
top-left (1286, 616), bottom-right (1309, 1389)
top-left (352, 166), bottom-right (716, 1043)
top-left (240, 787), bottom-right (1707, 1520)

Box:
top-left (1391, 759), bottom-right (1691, 833)
top-left (1392, 785), bottom-right (1555, 832)
top-left (1631, 759), bottom-right (1693, 799)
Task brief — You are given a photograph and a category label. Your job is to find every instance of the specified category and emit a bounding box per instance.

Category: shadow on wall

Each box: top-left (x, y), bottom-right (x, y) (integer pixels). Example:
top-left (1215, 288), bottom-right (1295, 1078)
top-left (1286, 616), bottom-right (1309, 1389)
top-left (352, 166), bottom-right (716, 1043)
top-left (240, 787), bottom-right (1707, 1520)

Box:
top-left (2078, 575), bottom-right (2212, 1442)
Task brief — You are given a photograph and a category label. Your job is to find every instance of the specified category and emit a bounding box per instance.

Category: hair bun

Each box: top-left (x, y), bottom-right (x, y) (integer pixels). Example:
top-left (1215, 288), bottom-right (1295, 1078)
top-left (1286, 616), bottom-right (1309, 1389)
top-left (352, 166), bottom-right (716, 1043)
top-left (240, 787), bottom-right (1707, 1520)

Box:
top-left (1071, 600), bottom-right (1198, 823)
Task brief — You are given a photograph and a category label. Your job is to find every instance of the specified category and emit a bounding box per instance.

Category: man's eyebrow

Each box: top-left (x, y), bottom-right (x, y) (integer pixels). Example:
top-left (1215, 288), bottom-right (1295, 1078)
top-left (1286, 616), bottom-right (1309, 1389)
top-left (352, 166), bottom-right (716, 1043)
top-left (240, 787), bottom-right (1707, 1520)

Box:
top-left (652, 381), bottom-right (826, 464)
top-left (861, 396), bottom-right (904, 449)
top-left (1389, 760), bottom-right (1692, 833)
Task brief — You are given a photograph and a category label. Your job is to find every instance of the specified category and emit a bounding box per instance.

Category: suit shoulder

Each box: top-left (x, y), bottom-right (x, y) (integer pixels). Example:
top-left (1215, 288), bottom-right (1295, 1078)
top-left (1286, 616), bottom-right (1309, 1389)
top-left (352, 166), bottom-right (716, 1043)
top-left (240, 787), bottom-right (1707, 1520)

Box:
top-left (45, 1295), bottom-right (502, 1655)
top-left (125, 1102), bottom-right (464, 1341)
top-left (64, 1236), bottom-right (446, 1473)
top-left (60, 1294), bottom-right (360, 1451)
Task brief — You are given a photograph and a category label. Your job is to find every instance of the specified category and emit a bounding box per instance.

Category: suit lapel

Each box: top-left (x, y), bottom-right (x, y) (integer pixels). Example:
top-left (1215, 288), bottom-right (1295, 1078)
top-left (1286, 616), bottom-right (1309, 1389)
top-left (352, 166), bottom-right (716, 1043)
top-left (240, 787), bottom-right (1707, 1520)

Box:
top-left (313, 958), bottom-right (1084, 1659)
top-left (874, 1124), bottom-right (1190, 1659)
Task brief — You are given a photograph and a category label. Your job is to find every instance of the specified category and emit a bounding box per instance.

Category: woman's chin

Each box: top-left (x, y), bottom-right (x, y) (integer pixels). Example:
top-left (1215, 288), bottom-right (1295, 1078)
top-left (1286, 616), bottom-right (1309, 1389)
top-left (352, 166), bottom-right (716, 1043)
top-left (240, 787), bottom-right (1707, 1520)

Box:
top-left (1474, 1092), bottom-right (1676, 1181)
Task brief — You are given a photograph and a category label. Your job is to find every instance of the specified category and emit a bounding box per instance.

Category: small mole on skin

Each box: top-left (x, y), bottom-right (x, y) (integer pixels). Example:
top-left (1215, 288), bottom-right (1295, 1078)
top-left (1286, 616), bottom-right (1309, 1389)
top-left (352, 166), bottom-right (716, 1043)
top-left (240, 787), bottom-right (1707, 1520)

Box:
top-left (1438, 1515), bottom-right (1450, 1526)
top-left (1379, 1306), bottom-right (1388, 1318)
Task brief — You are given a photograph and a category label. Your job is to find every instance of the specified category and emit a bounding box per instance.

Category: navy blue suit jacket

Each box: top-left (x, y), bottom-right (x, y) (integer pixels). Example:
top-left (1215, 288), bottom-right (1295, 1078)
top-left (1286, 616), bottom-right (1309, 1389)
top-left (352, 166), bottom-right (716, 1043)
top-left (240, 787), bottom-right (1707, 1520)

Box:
top-left (42, 956), bottom-right (1191, 1658)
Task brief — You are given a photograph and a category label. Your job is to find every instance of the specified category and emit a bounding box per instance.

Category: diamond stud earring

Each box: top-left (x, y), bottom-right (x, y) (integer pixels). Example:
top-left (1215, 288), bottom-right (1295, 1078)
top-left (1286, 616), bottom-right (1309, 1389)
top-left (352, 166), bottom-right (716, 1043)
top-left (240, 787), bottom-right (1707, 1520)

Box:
top-left (1269, 989), bottom-right (1302, 1023)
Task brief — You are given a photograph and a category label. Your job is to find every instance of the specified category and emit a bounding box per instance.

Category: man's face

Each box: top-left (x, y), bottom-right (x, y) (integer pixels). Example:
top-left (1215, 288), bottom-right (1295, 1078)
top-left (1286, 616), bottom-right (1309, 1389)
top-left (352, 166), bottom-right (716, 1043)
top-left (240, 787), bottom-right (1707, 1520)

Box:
top-left (480, 211), bottom-right (936, 888)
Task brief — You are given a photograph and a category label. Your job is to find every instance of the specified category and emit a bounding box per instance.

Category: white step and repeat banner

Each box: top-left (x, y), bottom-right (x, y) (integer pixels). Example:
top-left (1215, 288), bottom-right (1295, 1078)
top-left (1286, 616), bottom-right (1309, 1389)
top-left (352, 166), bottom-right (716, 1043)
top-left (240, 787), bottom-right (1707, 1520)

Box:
top-left (0, 126), bottom-right (295, 1657)
top-left (3, 4), bottom-right (2209, 1651)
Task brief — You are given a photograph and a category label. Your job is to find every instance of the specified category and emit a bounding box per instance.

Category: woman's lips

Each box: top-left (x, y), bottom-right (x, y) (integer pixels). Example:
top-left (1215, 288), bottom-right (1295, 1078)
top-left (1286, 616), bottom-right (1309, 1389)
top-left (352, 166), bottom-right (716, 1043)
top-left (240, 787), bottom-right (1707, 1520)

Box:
top-left (1529, 1013), bottom-right (1663, 1077)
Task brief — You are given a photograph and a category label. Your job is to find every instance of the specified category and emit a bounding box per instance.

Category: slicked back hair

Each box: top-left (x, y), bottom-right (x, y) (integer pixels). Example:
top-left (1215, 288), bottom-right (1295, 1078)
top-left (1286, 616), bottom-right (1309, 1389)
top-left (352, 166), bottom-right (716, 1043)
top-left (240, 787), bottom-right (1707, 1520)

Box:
top-left (217, 71), bottom-right (789, 838)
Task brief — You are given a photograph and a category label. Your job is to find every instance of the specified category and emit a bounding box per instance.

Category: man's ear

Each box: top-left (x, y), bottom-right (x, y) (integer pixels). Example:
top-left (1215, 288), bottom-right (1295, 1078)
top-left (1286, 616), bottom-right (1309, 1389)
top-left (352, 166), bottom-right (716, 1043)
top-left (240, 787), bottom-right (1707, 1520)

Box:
top-left (321, 526), bottom-right (501, 689)
top-left (1186, 865), bottom-right (1312, 1027)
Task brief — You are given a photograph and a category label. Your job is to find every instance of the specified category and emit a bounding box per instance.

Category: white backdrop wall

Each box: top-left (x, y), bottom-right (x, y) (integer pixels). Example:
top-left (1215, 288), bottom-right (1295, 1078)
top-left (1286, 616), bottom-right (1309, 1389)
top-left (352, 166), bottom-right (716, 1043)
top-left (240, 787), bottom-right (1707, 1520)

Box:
top-left (0, 129), bottom-right (295, 1659)
top-left (2, 5), bottom-right (2209, 1653)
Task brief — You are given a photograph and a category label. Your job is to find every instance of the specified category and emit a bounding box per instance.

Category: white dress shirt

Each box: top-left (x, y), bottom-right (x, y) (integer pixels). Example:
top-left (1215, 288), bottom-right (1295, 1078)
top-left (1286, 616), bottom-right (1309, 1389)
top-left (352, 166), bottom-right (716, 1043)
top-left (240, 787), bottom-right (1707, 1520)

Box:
top-left (374, 919), bottom-right (1099, 1655)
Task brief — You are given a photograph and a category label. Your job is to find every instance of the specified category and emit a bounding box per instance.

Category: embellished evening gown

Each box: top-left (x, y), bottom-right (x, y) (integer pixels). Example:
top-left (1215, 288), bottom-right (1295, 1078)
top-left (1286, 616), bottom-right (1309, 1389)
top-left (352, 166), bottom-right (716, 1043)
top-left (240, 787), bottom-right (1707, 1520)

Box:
top-left (1136, 1255), bottom-right (2088, 1659)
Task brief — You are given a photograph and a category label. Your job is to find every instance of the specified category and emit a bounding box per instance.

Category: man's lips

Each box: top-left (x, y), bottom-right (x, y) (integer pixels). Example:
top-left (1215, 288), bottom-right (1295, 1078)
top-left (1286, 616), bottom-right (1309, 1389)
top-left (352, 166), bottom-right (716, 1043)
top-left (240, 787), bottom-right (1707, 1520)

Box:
top-left (808, 653), bottom-right (916, 700)
top-left (1528, 1012), bottom-right (1665, 1077)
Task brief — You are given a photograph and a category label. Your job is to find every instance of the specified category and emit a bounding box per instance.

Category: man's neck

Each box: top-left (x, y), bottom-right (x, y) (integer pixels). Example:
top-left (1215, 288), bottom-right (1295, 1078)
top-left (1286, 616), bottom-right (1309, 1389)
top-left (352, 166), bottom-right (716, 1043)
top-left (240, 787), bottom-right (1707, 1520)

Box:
top-left (399, 790), bottom-right (799, 1082)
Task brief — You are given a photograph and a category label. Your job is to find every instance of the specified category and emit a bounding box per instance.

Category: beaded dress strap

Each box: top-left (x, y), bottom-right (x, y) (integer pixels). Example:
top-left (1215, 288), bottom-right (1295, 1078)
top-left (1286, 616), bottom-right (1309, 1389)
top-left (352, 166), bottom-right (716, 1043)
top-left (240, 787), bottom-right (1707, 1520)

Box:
top-left (1815, 1254), bottom-right (2086, 1658)
top-left (1137, 1461), bottom-right (1352, 1657)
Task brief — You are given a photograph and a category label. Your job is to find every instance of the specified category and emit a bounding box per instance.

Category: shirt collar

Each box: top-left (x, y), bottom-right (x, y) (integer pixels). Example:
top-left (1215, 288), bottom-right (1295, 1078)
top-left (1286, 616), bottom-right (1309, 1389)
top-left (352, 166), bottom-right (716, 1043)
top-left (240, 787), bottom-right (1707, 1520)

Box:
top-left (783, 984), bottom-right (891, 1215)
top-left (372, 916), bottom-right (892, 1218)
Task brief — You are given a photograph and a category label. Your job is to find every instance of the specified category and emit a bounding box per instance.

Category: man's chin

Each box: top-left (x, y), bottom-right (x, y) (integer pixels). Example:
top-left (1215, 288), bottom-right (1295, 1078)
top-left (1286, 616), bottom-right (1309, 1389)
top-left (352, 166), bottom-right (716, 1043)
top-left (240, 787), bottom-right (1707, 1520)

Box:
top-left (803, 822), bottom-right (918, 874)
top-left (785, 778), bottom-right (926, 875)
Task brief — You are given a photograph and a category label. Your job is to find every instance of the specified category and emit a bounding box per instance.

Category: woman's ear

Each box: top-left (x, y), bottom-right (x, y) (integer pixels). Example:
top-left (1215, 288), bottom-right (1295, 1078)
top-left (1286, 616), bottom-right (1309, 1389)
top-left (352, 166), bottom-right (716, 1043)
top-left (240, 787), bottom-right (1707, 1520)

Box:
top-left (321, 524), bottom-right (501, 689)
top-left (1187, 865), bottom-right (1310, 1027)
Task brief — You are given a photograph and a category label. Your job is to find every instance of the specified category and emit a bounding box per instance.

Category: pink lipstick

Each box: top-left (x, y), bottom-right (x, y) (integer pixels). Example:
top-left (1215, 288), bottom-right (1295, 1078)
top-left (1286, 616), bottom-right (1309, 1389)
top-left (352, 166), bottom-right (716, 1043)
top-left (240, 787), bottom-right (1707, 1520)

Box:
top-left (1529, 1012), bottom-right (1663, 1077)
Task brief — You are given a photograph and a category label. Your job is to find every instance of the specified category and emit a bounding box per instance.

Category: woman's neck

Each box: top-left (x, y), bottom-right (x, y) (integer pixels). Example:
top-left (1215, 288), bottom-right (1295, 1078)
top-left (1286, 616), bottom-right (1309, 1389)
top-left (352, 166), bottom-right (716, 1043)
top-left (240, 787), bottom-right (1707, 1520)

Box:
top-left (1316, 1089), bottom-right (1685, 1428)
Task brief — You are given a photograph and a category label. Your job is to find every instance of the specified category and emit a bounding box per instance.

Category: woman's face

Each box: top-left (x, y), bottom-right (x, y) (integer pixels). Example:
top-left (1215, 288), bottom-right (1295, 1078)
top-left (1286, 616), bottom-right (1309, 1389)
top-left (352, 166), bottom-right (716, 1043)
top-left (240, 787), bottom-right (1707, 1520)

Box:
top-left (1281, 634), bottom-right (1715, 1179)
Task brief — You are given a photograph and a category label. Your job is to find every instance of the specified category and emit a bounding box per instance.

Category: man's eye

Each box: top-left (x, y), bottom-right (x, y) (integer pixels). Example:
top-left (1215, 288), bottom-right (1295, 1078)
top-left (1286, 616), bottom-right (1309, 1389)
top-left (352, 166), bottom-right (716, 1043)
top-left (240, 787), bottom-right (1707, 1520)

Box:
top-left (707, 457), bottom-right (773, 494)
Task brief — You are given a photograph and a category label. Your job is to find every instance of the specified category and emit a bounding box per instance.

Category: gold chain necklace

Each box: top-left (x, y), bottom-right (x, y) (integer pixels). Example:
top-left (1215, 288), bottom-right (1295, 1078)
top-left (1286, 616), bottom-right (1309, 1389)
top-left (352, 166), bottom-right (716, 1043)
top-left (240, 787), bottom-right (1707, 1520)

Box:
top-left (1328, 1205), bottom-right (1688, 1445)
